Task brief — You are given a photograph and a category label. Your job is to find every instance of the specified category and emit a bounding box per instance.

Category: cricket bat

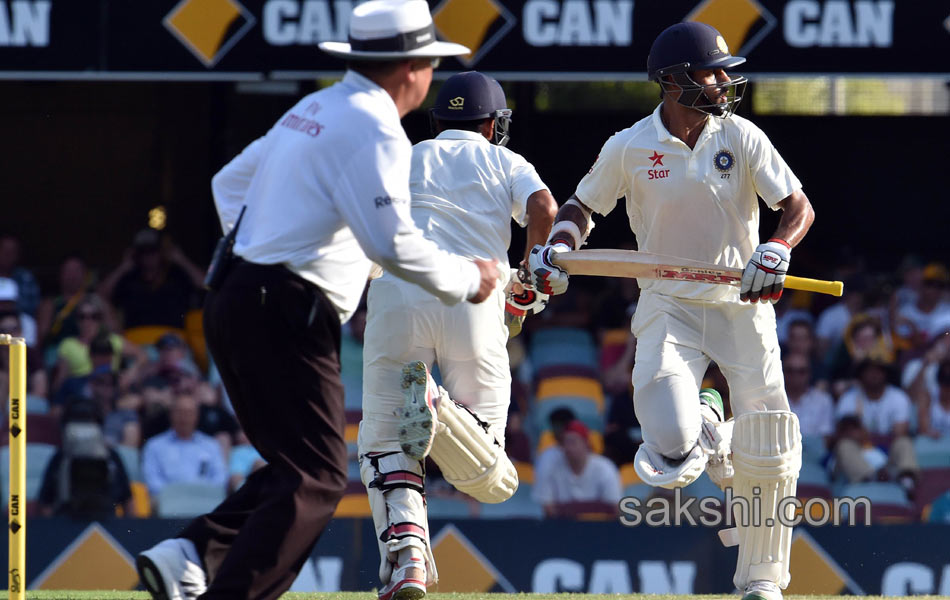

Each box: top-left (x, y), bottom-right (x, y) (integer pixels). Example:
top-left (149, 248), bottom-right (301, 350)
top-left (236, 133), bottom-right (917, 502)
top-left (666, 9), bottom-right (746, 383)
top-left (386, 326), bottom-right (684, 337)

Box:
top-left (551, 249), bottom-right (844, 297)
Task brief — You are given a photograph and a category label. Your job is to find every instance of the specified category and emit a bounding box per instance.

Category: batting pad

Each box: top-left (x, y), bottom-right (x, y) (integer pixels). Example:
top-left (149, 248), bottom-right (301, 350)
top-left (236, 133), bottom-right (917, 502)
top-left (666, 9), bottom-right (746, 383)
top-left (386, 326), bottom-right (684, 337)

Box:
top-left (360, 451), bottom-right (437, 585)
top-left (430, 397), bottom-right (518, 503)
top-left (731, 411), bottom-right (801, 590)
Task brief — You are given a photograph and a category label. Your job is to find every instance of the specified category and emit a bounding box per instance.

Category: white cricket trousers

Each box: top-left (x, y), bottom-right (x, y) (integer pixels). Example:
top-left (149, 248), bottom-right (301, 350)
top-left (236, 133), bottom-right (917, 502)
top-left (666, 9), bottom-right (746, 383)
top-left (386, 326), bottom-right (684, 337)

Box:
top-left (631, 291), bottom-right (788, 460)
top-left (359, 275), bottom-right (511, 451)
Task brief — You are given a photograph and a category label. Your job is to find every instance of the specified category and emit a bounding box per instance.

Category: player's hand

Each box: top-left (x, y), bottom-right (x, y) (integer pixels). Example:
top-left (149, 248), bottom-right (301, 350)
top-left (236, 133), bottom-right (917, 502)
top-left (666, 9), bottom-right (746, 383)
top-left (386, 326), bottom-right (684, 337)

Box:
top-left (740, 239), bottom-right (790, 303)
top-left (504, 268), bottom-right (549, 337)
top-left (528, 243), bottom-right (570, 295)
top-left (468, 259), bottom-right (500, 304)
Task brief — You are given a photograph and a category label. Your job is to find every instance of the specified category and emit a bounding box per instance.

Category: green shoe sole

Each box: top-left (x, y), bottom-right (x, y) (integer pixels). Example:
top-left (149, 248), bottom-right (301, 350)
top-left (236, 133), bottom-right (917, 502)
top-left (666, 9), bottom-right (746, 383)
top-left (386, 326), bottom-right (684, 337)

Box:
top-left (699, 388), bottom-right (724, 421)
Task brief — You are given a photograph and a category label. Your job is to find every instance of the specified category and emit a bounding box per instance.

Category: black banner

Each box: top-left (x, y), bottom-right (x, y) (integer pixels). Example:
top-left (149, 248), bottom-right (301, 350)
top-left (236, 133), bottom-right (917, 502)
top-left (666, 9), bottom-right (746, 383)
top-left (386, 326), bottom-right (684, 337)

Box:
top-left (0, 1), bottom-right (948, 80)
top-left (3, 517), bottom-right (950, 594)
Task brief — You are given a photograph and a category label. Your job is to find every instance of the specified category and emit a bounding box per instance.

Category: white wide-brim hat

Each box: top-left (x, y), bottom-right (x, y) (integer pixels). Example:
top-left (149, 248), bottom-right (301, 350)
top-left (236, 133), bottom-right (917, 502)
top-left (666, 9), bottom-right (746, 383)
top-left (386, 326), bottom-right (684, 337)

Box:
top-left (319, 0), bottom-right (470, 60)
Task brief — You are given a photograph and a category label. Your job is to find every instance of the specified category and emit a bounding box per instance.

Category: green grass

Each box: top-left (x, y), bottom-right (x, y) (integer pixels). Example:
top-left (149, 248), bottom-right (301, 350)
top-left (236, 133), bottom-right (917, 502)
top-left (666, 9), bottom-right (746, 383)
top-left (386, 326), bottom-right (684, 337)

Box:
top-left (13, 593), bottom-right (943, 600)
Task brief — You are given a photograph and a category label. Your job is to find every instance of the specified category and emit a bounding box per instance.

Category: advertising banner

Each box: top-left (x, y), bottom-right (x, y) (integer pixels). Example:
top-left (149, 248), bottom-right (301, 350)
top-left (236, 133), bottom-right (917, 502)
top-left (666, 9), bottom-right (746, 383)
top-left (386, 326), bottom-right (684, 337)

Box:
top-left (1, 1), bottom-right (948, 80)
top-left (4, 518), bottom-right (949, 595)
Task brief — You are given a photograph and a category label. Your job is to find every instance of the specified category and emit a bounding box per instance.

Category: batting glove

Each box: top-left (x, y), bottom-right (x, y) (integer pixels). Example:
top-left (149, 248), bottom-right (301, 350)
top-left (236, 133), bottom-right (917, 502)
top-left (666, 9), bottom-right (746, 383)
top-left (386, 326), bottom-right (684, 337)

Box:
top-left (504, 269), bottom-right (549, 338)
top-left (528, 243), bottom-right (571, 295)
top-left (740, 238), bottom-right (790, 303)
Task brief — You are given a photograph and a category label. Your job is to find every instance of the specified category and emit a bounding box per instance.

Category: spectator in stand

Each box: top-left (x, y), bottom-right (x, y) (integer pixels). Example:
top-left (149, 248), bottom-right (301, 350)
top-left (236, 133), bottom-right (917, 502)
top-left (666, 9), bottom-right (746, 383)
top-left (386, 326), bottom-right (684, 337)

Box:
top-left (784, 352), bottom-right (834, 444)
top-left (37, 255), bottom-right (93, 356)
top-left (533, 407), bottom-right (578, 486)
top-left (782, 318), bottom-right (826, 383)
top-left (910, 358), bottom-right (950, 438)
top-left (0, 310), bottom-right (47, 401)
top-left (104, 390), bottom-right (143, 448)
top-left (903, 332), bottom-right (950, 423)
top-left (833, 357), bottom-right (919, 494)
top-left (228, 429), bottom-right (266, 492)
top-left (0, 278), bottom-right (37, 347)
top-left (825, 313), bottom-right (895, 397)
top-left (0, 234), bottom-right (40, 316)
top-left (815, 274), bottom-right (867, 363)
top-left (897, 262), bottom-right (950, 346)
top-left (37, 395), bottom-right (132, 518)
top-left (52, 295), bottom-right (146, 394)
top-left (775, 292), bottom-right (815, 347)
top-left (894, 254), bottom-right (924, 309)
top-left (98, 229), bottom-right (205, 331)
top-left (142, 393), bottom-right (228, 500)
top-left (533, 420), bottom-right (622, 517)
top-left (138, 332), bottom-right (202, 391)
top-left (140, 376), bottom-right (175, 441)
top-left (194, 380), bottom-right (238, 457)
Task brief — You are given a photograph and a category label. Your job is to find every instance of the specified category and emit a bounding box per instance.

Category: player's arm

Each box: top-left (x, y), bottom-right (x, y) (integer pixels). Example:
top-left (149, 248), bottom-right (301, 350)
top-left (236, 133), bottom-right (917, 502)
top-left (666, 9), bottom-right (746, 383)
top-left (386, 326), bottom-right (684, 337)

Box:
top-left (740, 189), bottom-right (814, 303)
top-left (526, 195), bottom-right (595, 295)
top-left (522, 189), bottom-right (558, 264)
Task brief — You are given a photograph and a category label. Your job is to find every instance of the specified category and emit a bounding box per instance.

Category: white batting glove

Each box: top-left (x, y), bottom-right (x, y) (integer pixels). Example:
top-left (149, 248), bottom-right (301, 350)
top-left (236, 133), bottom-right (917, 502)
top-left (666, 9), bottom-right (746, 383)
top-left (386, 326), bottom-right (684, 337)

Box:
top-left (504, 268), bottom-right (549, 338)
top-left (740, 238), bottom-right (791, 303)
top-left (528, 243), bottom-right (570, 295)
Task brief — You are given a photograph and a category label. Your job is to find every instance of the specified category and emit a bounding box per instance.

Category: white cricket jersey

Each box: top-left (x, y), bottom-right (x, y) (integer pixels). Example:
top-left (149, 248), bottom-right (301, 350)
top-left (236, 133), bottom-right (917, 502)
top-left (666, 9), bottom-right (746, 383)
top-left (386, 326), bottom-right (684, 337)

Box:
top-left (575, 104), bottom-right (802, 302)
top-left (398, 129), bottom-right (547, 281)
top-left (211, 71), bottom-right (480, 323)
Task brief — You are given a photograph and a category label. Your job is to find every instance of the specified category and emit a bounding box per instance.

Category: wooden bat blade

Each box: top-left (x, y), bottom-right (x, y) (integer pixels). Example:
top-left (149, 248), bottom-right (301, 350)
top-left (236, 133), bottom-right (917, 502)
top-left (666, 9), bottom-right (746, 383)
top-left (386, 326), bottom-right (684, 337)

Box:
top-left (551, 249), bottom-right (843, 297)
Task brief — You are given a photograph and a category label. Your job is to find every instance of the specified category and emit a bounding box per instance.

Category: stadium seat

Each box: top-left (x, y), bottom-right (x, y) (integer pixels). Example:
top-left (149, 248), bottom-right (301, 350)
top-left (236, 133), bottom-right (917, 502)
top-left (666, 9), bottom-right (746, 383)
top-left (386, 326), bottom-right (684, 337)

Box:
top-left (26, 394), bottom-right (50, 415)
top-left (598, 328), bottom-right (630, 372)
top-left (513, 461), bottom-right (534, 485)
top-left (155, 482), bottom-right (226, 518)
top-left (115, 445), bottom-right (142, 483)
top-left (800, 434), bottom-right (828, 465)
top-left (340, 333), bottom-right (363, 411)
top-left (533, 364), bottom-right (600, 383)
top-left (530, 327), bottom-right (596, 350)
top-left (798, 461), bottom-right (831, 486)
top-left (619, 463), bottom-right (641, 487)
top-left (336, 482), bottom-right (371, 518)
top-left (536, 376), bottom-right (604, 409)
top-left (426, 495), bottom-right (476, 519)
top-left (835, 481), bottom-right (915, 523)
top-left (622, 483), bottom-right (653, 502)
top-left (478, 484), bottom-right (543, 519)
top-left (123, 325), bottom-right (185, 348)
top-left (914, 467), bottom-right (950, 513)
top-left (183, 308), bottom-right (208, 373)
top-left (1, 443), bottom-right (58, 502)
top-left (530, 344), bottom-right (598, 371)
top-left (913, 436), bottom-right (950, 468)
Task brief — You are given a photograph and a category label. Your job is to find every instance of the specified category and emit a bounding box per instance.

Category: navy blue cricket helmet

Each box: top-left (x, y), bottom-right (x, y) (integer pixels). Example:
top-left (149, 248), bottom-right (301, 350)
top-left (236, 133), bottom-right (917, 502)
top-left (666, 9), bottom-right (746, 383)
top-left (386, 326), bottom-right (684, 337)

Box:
top-left (647, 22), bottom-right (747, 118)
top-left (430, 71), bottom-right (512, 146)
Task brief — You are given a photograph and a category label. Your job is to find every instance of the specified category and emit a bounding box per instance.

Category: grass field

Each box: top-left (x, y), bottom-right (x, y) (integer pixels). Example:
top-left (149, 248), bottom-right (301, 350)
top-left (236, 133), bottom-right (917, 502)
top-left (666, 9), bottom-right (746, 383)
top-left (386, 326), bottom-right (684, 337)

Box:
top-left (12, 593), bottom-right (938, 600)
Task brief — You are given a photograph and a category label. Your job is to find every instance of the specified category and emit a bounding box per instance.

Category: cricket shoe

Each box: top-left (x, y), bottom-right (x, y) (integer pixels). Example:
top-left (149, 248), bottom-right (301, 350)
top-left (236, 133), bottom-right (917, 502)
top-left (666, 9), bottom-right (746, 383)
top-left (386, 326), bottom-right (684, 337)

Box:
top-left (398, 361), bottom-right (441, 461)
top-left (136, 538), bottom-right (207, 600)
top-left (378, 557), bottom-right (426, 600)
top-left (742, 580), bottom-right (783, 600)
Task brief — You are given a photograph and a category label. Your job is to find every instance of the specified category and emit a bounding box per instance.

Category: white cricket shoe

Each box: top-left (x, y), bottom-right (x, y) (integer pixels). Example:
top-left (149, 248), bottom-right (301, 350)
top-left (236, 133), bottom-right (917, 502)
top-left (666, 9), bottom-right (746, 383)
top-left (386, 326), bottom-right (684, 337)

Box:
top-left (137, 538), bottom-right (207, 600)
top-left (398, 361), bottom-right (440, 461)
top-left (378, 556), bottom-right (426, 600)
top-left (742, 580), bottom-right (783, 600)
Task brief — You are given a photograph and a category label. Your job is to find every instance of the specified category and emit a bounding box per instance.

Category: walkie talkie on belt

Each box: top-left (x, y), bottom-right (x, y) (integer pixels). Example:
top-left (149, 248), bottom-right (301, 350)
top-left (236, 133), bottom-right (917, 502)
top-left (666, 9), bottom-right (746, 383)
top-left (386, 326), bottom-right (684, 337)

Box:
top-left (204, 205), bottom-right (247, 291)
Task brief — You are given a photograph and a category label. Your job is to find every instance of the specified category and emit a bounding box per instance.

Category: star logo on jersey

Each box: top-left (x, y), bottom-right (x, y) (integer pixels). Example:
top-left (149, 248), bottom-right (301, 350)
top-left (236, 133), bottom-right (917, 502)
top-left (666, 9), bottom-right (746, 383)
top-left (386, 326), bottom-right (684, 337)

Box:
top-left (649, 151), bottom-right (664, 167)
top-left (714, 149), bottom-right (735, 172)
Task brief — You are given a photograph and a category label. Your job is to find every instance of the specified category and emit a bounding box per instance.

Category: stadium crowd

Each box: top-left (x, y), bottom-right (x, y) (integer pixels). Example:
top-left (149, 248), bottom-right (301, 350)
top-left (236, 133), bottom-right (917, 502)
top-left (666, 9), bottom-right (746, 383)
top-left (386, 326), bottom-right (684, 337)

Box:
top-left (1, 229), bottom-right (949, 523)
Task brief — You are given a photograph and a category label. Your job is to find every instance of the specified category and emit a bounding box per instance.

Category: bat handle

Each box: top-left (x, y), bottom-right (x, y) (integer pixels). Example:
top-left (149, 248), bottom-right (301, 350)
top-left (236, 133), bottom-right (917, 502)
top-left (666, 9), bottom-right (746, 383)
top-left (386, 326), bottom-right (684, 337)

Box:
top-left (785, 275), bottom-right (844, 297)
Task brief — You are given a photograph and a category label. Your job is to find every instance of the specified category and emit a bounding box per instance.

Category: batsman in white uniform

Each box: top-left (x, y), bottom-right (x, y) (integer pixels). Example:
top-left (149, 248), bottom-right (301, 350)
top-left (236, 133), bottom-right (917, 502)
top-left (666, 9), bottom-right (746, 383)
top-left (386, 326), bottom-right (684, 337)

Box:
top-left (359, 71), bottom-right (557, 600)
top-left (529, 23), bottom-right (815, 600)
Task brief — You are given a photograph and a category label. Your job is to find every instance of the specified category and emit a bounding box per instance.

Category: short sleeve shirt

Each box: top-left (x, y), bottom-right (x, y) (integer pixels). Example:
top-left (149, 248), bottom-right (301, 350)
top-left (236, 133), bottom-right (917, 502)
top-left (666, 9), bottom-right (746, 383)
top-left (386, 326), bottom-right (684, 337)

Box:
top-left (836, 385), bottom-right (912, 435)
top-left (574, 104), bottom-right (801, 301)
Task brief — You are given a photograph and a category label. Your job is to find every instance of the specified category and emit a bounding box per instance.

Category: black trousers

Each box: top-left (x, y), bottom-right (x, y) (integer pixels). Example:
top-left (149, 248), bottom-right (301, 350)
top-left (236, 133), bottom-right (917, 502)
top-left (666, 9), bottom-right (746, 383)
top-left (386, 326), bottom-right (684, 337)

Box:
top-left (181, 259), bottom-right (348, 600)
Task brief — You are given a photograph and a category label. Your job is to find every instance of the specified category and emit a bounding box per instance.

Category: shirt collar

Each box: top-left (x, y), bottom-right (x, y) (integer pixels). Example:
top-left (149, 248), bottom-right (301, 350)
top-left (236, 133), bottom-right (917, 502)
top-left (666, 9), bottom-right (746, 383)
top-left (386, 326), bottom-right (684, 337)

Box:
top-left (651, 103), bottom-right (723, 145)
top-left (435, 129), bottom-right (490, 143)
top-left (342, 70), bottom-right (399, 120)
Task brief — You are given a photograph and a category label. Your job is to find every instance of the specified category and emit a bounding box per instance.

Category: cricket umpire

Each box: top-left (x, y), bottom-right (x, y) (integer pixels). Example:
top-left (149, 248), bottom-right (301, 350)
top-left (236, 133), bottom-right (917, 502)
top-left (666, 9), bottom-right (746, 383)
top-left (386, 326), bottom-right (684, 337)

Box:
top-left (136, 2), bottom-right (498, 599)
top-left (529, 22), bottom-right (814, 600)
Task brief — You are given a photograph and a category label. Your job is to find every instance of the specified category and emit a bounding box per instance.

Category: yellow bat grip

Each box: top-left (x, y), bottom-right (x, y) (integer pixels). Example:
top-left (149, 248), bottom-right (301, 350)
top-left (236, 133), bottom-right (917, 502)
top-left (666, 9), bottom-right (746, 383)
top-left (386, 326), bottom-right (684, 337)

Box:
top-left (785, 275), bottom-right (844, 297)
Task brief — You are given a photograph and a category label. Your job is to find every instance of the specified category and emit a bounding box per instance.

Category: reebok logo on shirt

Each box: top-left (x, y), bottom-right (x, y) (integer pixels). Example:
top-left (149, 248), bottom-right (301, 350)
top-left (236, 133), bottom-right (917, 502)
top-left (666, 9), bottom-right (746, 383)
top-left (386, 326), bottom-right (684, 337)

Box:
top-left (374, 196), bottom-right (408, 208)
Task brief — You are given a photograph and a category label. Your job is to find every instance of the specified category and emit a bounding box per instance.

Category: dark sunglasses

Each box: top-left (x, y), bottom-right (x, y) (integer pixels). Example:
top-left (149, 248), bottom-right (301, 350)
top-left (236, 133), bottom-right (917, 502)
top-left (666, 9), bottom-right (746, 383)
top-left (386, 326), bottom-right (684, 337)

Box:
top-left (78, 312), bottom-right (102, 320)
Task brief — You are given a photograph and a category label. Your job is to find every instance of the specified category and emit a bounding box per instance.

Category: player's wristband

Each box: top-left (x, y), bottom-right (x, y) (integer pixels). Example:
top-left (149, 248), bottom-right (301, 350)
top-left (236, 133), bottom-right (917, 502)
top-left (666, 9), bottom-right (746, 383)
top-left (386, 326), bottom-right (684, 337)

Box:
top-left (767, 238), bottom-right (791, 250)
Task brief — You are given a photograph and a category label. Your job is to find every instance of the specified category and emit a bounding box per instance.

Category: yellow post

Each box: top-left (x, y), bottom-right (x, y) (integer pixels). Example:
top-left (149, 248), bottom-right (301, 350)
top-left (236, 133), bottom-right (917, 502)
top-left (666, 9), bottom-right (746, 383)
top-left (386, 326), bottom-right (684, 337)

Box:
top-left (1, 335), bottom-right (25, 600)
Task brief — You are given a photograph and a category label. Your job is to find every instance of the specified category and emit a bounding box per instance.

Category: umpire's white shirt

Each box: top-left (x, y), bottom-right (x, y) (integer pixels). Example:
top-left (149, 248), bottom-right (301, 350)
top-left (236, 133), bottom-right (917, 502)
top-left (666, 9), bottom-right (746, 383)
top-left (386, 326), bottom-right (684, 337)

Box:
top-left (211, 71), bottom-right (479, 323)
top-left (575, 104), bottom-right (802, 302)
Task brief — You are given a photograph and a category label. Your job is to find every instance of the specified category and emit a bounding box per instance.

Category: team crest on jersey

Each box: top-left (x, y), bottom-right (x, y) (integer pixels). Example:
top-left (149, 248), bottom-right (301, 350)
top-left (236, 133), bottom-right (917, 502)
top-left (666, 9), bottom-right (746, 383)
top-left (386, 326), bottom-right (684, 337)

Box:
top-left (714, 149), bottom-right (735, 172)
